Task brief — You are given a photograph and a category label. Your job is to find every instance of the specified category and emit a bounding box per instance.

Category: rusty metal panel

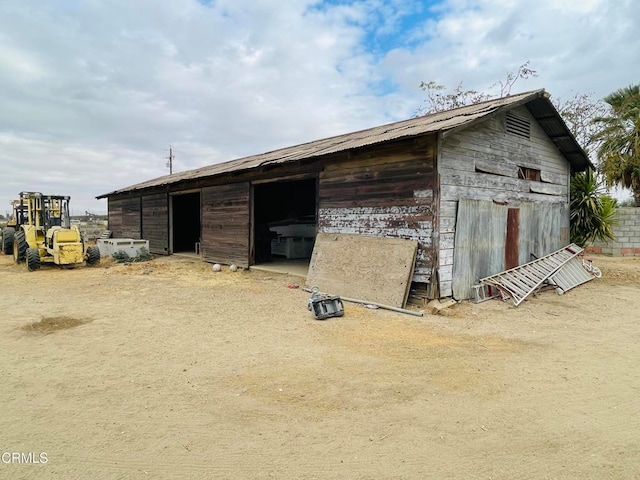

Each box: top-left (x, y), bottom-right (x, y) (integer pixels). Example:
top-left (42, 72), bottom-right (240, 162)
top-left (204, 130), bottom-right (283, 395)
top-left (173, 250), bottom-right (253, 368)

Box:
top-left (108, 196), bottom-right (141, 239)
top-left (505, 208), bottom-right (520, 269)
top-left (201, 182), bottom-right (250, 267)
top-left (141, 193), bottom-right (168, 255)
top-left (452, 199), bottom-right (507, 300)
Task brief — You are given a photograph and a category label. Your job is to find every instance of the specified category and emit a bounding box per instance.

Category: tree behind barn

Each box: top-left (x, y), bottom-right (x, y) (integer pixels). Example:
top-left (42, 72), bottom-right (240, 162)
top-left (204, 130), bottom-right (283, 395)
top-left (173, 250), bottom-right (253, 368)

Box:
top-left (593, 84), bottom-right (640, 206)
top-left (569, 168), bottom-right (616, 247)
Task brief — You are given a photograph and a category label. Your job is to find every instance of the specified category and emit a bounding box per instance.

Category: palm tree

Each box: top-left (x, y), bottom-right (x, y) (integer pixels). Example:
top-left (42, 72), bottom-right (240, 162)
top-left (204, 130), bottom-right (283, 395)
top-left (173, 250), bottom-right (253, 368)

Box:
top-left (570, 168), bottom-right (616, 247)
top-left (593, 84), bottom-right (640, 206)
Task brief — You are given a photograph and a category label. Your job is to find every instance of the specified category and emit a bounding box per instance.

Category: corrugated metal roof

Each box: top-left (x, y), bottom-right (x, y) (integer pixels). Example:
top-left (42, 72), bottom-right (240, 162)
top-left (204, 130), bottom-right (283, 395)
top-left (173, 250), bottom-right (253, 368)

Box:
top-left (98, 89), bottom-right (591, 198)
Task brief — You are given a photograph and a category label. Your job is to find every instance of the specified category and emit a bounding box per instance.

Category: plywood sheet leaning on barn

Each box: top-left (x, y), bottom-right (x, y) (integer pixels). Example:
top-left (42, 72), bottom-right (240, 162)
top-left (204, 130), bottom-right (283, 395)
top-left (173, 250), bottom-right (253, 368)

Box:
top-left (306, 233), bottom-right (418, 308)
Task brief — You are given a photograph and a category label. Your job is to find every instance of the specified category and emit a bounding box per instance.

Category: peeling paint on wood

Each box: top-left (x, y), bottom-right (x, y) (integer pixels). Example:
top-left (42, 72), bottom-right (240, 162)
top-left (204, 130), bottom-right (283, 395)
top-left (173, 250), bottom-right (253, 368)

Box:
top-left (318, 206), bottom-right (434, 281)
top-left (319, 144), bottom-right (437, 284)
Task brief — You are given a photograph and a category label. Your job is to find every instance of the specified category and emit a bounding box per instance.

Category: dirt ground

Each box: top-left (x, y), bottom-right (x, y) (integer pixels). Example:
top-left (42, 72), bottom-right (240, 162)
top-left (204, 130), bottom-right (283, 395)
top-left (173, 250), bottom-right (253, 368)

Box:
top-left (1, 252), bottom-right (639, 479)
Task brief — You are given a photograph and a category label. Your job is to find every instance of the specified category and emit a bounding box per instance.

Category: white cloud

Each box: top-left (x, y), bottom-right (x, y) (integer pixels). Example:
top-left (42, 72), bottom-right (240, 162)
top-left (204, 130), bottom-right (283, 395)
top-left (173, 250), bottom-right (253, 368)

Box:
top-left (0, 0), bottom-right (638, 213)
top-left (0, 43), bottom-right (45, 82)
top-left (385, 0), bottom-right (640, 102)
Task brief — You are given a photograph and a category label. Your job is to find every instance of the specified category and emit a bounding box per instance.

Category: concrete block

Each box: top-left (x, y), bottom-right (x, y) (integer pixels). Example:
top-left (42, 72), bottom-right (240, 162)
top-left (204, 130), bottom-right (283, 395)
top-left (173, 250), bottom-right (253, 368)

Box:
top-left (97, 238), bottom-right (150, 258)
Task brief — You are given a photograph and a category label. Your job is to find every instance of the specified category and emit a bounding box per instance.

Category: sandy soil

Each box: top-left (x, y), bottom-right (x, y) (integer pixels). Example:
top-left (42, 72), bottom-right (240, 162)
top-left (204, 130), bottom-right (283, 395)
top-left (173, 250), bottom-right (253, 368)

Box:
top-left (0, 253), bottom-right (639, 479)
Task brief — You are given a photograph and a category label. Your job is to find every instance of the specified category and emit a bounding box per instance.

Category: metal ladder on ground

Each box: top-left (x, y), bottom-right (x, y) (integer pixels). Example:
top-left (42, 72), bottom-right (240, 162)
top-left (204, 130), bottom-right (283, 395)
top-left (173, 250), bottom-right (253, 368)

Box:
top-left (479, 243), bottom-right (583, 306)
top-left (547, 256), bottom-right (596, 294)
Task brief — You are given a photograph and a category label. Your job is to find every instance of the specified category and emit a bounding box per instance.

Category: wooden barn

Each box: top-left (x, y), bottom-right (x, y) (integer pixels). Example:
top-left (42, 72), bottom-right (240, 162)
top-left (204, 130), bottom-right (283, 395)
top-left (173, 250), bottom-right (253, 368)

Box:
top-left (97, 89), bottom-right (591, 300)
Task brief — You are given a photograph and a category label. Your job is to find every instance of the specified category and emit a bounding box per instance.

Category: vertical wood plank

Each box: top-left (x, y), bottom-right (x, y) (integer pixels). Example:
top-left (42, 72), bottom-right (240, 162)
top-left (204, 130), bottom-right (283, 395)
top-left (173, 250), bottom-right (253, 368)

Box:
top-left (201, 182), bottom-right (250, 267)
top-left (142, 193), bottom-right (169, 254)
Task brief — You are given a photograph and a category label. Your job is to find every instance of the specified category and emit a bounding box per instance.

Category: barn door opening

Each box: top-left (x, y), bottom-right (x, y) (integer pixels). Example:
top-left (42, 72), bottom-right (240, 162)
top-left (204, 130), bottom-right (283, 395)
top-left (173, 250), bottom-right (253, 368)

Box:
top-left (170, 191), bottom-right (201, 255)
top-left (251, 177), bottom-right (317, 276)
top-left (505, 208), bottom-right (520, 270)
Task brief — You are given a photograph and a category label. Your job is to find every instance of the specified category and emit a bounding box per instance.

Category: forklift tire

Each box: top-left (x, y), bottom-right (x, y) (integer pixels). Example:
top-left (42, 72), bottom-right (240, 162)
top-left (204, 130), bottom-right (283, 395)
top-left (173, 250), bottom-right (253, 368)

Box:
top-left (12, 231), bottom-right (27, 263)
top-left (26, 248), bottom-right (41, 271)
top-left (1, 227), bottom-right (14, 255)
top-left (86, 246), bottom-right (100, 266)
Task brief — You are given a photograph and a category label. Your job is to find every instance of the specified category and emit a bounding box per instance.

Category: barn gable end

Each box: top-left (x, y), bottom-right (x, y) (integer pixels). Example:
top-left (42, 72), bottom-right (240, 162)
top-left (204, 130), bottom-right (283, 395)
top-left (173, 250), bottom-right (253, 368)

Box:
top-left (438, 105), bottom-right (571, 299)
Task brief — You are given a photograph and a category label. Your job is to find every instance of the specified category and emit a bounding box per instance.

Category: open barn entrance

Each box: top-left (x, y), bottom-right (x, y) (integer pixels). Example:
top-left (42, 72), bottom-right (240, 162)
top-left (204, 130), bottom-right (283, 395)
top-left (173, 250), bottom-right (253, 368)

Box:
top-left (170, 191), bottom-right (201, 255)
top-left (252, 177), bottom-right (317, 275)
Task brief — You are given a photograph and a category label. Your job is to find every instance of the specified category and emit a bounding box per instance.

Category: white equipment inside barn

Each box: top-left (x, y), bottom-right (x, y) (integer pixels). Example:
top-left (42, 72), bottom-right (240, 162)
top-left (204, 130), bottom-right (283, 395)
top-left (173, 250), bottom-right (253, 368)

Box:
top-left (269, 224), bottom-right (315, 259)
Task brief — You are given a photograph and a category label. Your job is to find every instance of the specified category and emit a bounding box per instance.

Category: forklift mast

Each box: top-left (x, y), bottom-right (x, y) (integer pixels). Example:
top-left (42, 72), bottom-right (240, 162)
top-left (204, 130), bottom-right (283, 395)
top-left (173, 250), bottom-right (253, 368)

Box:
top-left (18, 192), bottom-right (71, 231)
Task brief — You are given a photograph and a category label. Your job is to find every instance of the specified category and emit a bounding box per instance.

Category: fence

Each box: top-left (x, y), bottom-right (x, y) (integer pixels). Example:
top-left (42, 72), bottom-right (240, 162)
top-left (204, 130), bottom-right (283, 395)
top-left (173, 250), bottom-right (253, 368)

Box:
top-left (588, 207), bottom-right (640, 256)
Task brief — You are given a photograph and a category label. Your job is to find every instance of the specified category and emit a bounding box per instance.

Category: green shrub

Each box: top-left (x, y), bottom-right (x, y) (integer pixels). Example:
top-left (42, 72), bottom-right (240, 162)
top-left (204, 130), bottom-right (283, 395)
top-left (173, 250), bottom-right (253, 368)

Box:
top-left (112, 247), bottom-right (154, 263)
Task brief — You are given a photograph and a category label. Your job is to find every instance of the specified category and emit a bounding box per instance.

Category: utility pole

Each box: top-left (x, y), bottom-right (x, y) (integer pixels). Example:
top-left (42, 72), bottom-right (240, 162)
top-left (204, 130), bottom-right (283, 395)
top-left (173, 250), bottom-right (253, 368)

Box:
top-left (166, 145), bottom-right (174, 175)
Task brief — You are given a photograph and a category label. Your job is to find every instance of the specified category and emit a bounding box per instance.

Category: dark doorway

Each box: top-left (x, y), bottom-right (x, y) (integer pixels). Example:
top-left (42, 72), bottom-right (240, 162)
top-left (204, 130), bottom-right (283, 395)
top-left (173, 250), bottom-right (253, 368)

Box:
top-left (172, 192), bottom-right (201, 253)
top-left (253, 178), bottom-right (317, 264)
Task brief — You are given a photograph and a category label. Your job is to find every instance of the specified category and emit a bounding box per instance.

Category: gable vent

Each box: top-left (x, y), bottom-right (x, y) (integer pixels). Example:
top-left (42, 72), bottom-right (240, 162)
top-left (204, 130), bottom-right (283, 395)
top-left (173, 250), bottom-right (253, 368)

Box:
top-left (506, 112), bottom-right (531, 139)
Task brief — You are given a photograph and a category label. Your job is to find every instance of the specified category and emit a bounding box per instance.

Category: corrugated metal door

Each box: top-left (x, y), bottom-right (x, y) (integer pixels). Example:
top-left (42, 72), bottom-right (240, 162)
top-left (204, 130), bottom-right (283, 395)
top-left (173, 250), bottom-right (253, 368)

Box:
top-left (518, 203), bottom-right (567, 263)
top-left (201, 182), bottom-right (250, 267)
top-left (452, 199), bottom-right (507, 300)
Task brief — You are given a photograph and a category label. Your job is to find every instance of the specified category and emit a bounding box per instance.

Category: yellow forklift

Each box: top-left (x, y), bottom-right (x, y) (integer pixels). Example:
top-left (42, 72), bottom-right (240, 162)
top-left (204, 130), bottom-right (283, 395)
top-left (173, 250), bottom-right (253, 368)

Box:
top-left (1, 199), bottom-right (26, 255)
top-left (12, 192), bottom-right (100, 271)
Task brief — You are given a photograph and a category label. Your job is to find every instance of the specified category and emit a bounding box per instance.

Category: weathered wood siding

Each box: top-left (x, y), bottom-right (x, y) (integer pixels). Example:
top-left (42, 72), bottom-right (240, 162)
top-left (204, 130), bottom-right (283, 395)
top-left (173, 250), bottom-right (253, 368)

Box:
top-left (318, 138), bottom-right (436, 283)
top-left (108, 196), bottom-right (141, 239)
top-left (201, 182), bottom-right (250, 267)
top-left (439, 106), bottom-right (570, 298)
top-left (141, 193), bottom-right (169, 254)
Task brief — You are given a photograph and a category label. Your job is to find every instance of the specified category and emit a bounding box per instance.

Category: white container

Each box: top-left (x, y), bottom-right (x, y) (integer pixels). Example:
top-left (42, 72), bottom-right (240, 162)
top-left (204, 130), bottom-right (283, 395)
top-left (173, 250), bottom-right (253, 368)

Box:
top-left (97, 238), bottom-right (150, 258)
top-left (270, 237), bottom-right (315, 259)
top-left (269, 224), bottom-right (316, 237)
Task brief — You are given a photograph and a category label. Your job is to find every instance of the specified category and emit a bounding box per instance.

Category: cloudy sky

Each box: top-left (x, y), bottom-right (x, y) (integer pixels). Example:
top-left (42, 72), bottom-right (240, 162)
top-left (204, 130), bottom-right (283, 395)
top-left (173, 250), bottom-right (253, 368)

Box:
top-left (1, 0), bottom-right (638, 214)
